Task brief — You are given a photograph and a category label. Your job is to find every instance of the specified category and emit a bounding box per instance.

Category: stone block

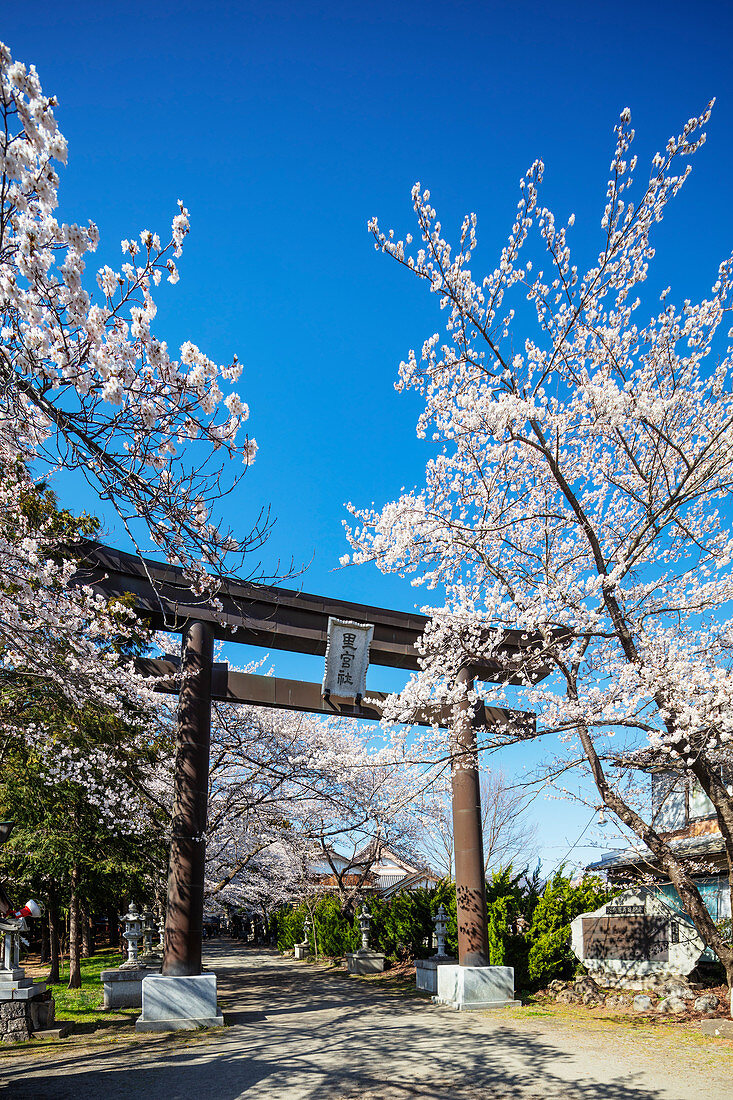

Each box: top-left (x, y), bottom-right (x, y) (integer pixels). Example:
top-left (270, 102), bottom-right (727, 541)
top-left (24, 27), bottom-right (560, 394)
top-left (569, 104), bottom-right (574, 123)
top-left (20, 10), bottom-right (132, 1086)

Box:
top-left (7, 982), bottom-right (47, 1001)
top-left (702, 1018), bottom-right (733, 1038)
top-left (136, 973), bottom-right (224, 1032)
top-left (633, 994), bottom-right (654, 1012)
top-left (101, 966), bottom-right (160, 1009)
top-left (434, 965), bottom-right (520, 1011)
top-left (32, 1024), bottom-right (71, 1041)
top-left (345, 951), bottom-right (386, 975)
top-left (294, 944), bottom-right (310, 960)
top-left (29, 996), bottom-right (54, 1031)
top-left (415, 957), bottom-right (457, 994)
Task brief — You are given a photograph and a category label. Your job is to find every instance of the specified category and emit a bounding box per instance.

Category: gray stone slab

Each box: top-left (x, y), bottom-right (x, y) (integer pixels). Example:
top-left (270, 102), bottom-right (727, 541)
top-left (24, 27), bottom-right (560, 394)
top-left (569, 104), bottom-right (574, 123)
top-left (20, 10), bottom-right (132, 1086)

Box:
top-left (6, 982), bottom-right (46, 1001)
top-left (701, 1018), bottom-right (733, 1038)
top-left (101, 966), bottom-right (160, 1009)
top-left (136, 973), bottom-right (224, 1032)
top-left (415, 956), bottom-right (457, 994)
top-left (346, 951), bottom-right (385, 975)
top-left (435, 964), bottom-right (520, 1010)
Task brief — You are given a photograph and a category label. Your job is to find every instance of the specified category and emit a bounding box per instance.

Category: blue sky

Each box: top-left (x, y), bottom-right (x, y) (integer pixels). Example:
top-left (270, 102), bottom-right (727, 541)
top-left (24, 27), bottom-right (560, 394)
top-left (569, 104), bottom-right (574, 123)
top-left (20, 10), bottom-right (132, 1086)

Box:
top-left (5, 0), bottom-right (733, 870)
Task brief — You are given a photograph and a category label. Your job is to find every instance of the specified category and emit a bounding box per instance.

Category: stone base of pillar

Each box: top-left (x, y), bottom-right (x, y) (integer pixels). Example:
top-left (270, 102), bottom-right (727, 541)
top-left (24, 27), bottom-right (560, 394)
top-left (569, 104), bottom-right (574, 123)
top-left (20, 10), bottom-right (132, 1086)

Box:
top-left (415, 956), bottom-right (457, 995)
top-left (294, 943), bottom-right (310, 960)
top-left (433, 964), bottom-right (521, 1010)
top-left (101, 965), bottom-right (160, 1009)
top-left (345, 950), bottom-right (386, 975)
top-left (135, 973), bottom-right (224, 1032)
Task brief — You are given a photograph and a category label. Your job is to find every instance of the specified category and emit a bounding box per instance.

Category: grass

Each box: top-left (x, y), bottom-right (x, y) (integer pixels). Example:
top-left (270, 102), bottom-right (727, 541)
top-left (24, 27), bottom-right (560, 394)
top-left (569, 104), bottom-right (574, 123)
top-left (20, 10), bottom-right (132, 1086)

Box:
top-left (45, 948), bottom-right (138, 1033)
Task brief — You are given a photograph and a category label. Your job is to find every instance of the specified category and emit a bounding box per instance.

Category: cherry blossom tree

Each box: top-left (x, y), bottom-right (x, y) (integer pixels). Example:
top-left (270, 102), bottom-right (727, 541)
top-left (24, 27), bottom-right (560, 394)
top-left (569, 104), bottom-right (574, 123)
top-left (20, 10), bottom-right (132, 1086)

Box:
top-left (0, 41), bottom-right (264, 713)
top-left (197, 702), bottom-right (439, 915)
top-left (345, 102), bottom-right (733, 994)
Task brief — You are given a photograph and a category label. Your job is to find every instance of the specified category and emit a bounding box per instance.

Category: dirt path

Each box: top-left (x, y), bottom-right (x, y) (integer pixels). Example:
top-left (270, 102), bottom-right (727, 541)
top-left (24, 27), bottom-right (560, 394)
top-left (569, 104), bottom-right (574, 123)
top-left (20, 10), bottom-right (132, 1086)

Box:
top-left (0, 942), bottom-right (731, 1099)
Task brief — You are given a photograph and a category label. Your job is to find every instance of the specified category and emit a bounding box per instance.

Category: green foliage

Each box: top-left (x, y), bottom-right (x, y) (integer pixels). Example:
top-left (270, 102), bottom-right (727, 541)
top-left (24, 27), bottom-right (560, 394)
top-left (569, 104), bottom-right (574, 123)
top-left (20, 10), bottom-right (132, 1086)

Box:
top-left (50, 948), bottom-right (135, 1032)
top-left (527, 869), bottom-right (619, 987)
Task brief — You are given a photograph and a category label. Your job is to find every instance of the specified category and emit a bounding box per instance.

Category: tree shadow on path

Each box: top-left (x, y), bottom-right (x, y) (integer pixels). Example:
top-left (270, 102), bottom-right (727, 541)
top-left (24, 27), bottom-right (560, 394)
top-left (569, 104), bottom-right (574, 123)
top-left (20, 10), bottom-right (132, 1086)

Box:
top-left (0, 944), bottom-right (714, 1100)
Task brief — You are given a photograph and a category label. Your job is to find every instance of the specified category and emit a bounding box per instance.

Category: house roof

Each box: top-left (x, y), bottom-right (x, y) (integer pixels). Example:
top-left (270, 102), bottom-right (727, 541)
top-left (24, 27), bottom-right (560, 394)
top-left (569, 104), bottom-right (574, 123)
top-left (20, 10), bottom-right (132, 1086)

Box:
top-left (588, 830), bottom-right (725, 874)
top-left (351, 842), bottom-right (429, 875)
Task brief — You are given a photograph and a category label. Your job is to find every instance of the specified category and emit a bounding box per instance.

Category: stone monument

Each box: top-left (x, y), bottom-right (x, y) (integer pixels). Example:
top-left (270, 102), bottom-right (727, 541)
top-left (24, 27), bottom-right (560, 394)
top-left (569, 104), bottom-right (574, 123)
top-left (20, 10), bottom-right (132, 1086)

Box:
top-left (101, 903), bottom-right (160, 1010)
top-left (346, 906), bottom-right (386, 975)
top-left (415, 904), bottom-right (457, 994)
top-left (570, 887), bottom-right (705, 985)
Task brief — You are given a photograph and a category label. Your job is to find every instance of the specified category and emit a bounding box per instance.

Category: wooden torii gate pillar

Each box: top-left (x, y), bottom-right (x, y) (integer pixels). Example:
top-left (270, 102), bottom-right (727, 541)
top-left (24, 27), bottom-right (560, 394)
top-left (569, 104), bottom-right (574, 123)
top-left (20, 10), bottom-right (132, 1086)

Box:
top-left (162, 620), bottom-right (214, 978)
top-left (452, 664), bottom-right (489, 966)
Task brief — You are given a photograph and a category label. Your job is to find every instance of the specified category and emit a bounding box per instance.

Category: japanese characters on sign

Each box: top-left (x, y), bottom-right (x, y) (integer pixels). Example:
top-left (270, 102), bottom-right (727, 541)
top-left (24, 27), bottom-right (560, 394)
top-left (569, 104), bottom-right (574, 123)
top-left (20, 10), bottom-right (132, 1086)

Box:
top-left (322, 617), bottom-right (374, 701)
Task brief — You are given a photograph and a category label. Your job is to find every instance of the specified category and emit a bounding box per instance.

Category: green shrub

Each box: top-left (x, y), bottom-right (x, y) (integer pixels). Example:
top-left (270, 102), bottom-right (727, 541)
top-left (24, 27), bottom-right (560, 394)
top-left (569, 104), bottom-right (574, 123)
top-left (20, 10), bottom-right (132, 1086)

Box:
top-left (527, 870), bottom-right (618, 987)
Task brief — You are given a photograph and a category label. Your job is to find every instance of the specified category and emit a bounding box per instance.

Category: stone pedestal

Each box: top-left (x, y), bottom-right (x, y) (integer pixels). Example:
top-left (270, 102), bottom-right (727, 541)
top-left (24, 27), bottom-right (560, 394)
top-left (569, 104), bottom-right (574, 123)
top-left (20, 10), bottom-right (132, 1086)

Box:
top-left (101, 965), bottom-right (161, 1009)
top-left (135, 973), bottom-right (224, 1032)
top-left (434, 964), bottom-right (520, 1010)
top-left (0, 971), bottom-right (47, 1003)
top-left (0, 968), bottom-right (53, 1043)
top-left (294, 943), bottom-right (309, 960)
top-left (346, 950), bottom-right (386, 975)
top-left (415, 956), bottom-right (457, 995)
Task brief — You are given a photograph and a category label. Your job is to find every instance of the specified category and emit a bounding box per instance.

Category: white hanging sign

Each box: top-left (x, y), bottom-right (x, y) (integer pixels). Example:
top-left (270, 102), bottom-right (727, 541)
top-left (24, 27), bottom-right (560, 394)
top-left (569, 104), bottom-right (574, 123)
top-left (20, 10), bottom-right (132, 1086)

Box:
top-left (322, 617), bottom-right (374, 700)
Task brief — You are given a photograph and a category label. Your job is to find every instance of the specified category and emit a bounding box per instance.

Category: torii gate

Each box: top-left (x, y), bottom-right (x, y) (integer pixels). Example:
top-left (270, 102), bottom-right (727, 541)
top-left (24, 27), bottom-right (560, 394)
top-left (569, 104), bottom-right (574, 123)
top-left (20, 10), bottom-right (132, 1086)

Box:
top-left (78, 542), bottom-right (539, 998)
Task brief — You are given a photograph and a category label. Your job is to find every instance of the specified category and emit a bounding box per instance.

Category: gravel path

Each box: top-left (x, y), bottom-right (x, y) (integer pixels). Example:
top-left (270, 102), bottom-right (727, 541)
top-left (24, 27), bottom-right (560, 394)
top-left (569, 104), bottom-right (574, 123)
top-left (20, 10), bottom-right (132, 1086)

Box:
top-left (0, 942), bottom-right (731, 1099)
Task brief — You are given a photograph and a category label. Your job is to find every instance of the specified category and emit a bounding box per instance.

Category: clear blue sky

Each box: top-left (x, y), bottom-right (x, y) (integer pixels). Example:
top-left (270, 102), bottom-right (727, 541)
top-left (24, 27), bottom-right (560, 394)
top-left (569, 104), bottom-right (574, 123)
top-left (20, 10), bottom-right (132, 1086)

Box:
top-left (5, 0), bottom-right (733, 870)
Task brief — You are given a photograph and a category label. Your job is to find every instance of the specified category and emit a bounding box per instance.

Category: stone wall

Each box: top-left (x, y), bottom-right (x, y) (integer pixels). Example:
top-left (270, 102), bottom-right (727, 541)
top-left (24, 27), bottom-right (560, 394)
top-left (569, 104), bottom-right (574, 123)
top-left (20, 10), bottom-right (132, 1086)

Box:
top-left (0, 1000), bottom-right (31, 1043)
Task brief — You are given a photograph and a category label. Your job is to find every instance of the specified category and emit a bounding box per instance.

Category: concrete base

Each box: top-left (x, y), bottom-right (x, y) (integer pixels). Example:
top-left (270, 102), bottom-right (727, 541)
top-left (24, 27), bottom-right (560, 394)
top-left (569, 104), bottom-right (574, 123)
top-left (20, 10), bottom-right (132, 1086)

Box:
top-left (346, 951), bottom-right (386, 975)
top-left (135, 973), bottom-right (224, 1032)
top-left (434, 964), bottom-right (521, 1011)
top-left (415, 956), bottom-right (457, 995)
top-left (101, 966), bottom-right (160, 1009)
top-left (701, 1018), bottom-right (733, 1038)
top-left (294, 944), bottom-right (310, 960)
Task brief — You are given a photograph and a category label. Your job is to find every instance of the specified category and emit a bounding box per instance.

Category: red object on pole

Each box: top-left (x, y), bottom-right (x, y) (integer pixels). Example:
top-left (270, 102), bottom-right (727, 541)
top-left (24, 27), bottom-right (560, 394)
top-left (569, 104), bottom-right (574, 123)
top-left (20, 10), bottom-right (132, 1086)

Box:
top-left (162, 620), bottom-right (213, 977)
top-left (451, 664), bottom-right (489, 967)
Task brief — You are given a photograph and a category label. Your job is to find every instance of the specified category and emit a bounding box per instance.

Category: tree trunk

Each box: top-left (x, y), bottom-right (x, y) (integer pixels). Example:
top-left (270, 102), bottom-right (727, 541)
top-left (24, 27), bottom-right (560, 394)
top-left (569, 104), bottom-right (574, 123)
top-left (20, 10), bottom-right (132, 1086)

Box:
top-left (81, 903), bottom-right (93, 958)
top-left (40, 908), bottom-right (49, 964)
top-left (48, 899), bottom-right (60, 985)
top-left (108, 904), bottom-right (119, 947)
top-left (67, 866), bottom-right (82, 990)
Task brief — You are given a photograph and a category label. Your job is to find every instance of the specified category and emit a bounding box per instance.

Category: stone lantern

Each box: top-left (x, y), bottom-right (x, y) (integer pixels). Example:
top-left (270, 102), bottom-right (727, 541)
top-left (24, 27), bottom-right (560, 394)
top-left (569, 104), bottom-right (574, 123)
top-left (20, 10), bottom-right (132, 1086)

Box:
top-left (295, 916), bottom-right (311, 960)
top-left (142, 908), bottom-right (155, 956)
top-left (358, 907), bottom-right (372, 951)
top-left (120, 904), bottom-right (144, 969)
top-left (414, 903), bottom-right (456, 995)
top-left (433, 904), bottom-right (448, 957)
top-left (346, 905), bottom-right (384, 975)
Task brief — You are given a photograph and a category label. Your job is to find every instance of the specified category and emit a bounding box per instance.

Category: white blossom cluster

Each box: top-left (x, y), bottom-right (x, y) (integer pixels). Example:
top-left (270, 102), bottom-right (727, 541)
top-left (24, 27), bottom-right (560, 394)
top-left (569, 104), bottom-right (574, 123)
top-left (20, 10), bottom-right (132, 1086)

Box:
top-left (199, 703), bottom-right (440, 910)
top-left (0, 40), bottom-right (259, 599)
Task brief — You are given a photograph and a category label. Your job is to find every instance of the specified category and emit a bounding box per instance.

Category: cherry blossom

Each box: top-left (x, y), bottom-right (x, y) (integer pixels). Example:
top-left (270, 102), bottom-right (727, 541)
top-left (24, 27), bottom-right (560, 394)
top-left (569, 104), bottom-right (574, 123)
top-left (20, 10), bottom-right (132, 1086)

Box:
top-left (347, 102), bottom-right (733, 994)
